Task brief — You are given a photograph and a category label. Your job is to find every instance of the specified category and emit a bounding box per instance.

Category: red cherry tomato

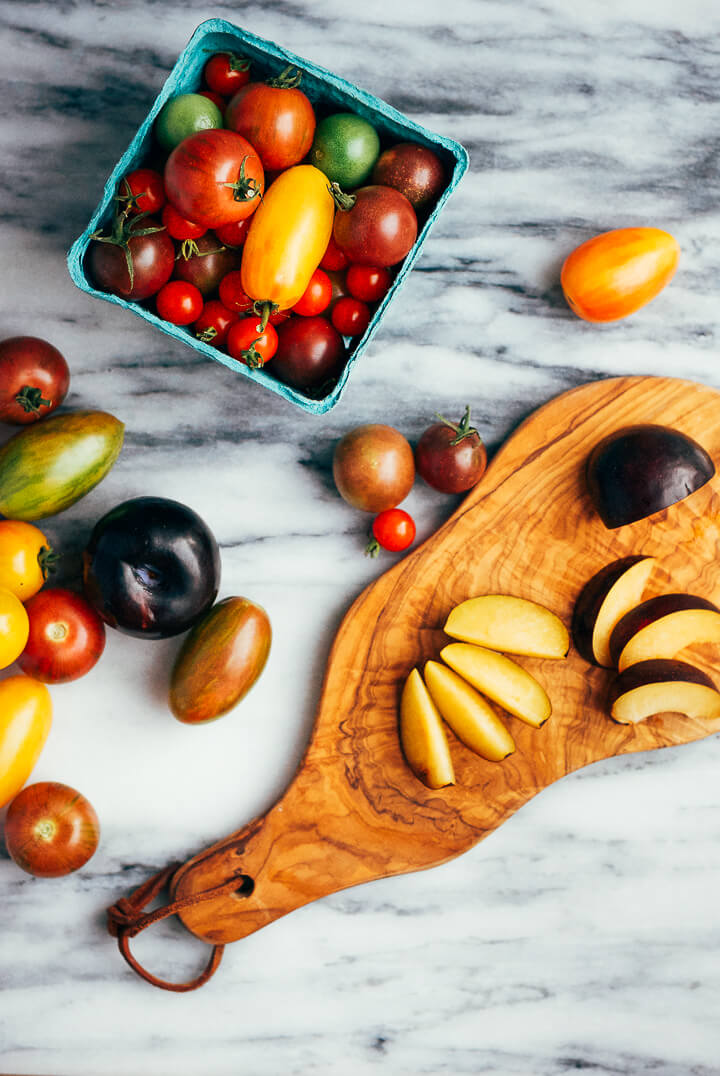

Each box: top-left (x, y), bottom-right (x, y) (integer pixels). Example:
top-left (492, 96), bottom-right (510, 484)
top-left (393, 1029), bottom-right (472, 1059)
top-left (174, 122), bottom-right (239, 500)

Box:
top-left (226, 317), bottom-right (278, 368)
top-left (198, 89), bottom-right (226, 112)
top-left (203, 52), bottom-right (251, 97)
top-left (225, 76), bottom-right (316, 171)
top-left (331, 297), bottom-right (371, 336)
top-left (320, 235), bottom-right (349, 271)
top-left (367, 509), bottom-right (416, 556)
top-left (155, 281), bottom-right (204, 326)
top-left (161, 203), bottom-right (206, 241)
top-left (4, 782), bottom-right (100, 877)
top-left (292, 269), bottom-right (332, 316)
top-left (193, 300), bottom-right (238, 347)
top-left (17, 588), bottom-right (106, 684)
top-left (214, 218), bottom-right (252, 247)
top-left (346, 264), bottom-right (392, 303)
top-left (0, 336), bottom-right (70, 424)
top-left (120, 168), bottom-right (166, 215)
top-left (415, 406), bottom-right (488, 494)
top-left (218, 270), bottom-right (254, 313)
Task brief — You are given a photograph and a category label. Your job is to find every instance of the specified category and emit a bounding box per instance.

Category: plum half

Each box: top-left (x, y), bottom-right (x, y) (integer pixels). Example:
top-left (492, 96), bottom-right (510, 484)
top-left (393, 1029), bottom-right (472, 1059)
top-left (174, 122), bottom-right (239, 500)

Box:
top-left (608, 659), bottom-right (720, 724)
top-left (586, 424), bottom-right (714, 529)
top-left (572, 556), bottom-right (656, 667)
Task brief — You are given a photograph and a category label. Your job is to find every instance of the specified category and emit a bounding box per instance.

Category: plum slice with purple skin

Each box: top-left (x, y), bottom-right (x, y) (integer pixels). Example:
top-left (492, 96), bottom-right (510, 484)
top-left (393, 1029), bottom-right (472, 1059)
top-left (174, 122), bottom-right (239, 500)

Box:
top-left (572, 556), bottom-right (656, 667)
top-left (608, 593), bottom-right (720, 671)
top-left (608, 658), bottom-right (720, 724)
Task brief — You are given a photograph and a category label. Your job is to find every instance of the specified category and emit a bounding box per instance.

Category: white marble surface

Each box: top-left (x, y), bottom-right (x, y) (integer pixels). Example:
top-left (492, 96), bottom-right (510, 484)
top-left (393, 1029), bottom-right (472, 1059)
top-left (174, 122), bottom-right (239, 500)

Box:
top-left (3, 0), bottom-right (720, 1072)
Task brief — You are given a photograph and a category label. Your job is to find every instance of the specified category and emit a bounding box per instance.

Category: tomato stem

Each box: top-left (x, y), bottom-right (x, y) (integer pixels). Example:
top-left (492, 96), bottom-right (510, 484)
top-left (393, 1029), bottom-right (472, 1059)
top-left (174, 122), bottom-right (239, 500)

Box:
top-left (328, 183), bottom-right (356, 212)
top-left (241, 339), bottom-right (266, 369)
top-left (267, 65), bottom-right (303, 89)
top-left (365, 537), bottom-right (382, 558)
top-left (222, 155), bottom-right (261, 204)
top-left (15, 385), bottom-right (52, 415)
top-left (252, 300), bottom-right (278, 333)
top-left (434, 405), bottom-right (480, 446)
top-left (90, 205), bottom-right (167, 289)
top-left (37, 545), bottom-right (60, 580)
top-left (196, 326), bottom-right (218, 343)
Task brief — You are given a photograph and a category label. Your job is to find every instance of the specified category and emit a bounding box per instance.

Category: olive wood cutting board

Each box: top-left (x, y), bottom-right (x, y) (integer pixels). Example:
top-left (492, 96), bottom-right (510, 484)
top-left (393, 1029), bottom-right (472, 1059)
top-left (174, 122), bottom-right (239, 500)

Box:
top-left (171, 375), bottom-right (720, 944)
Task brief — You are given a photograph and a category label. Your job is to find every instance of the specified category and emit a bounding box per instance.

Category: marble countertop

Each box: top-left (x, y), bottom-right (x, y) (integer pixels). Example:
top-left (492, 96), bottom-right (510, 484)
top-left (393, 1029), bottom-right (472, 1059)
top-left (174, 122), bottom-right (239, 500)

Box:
top-left (2, 0), bottom-right (720, 1072)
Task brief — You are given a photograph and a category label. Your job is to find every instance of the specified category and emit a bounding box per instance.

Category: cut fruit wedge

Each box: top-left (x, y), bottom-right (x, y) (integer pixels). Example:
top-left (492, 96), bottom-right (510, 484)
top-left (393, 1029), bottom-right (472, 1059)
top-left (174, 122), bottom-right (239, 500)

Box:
top-left (440, 642), bottom-right (552, 728)
top-left (609, 594), bottom-right (720, 672)
top-left (444, 595), bottom-right (569, 659)
top-left (423, 660), bottom-right (515, 762)
top-left (572, 556), bottom-right (656, 667)
top-left (609, 659), bottom-right (720, 724)
top-left (399, 668), bottom-right (455, 789)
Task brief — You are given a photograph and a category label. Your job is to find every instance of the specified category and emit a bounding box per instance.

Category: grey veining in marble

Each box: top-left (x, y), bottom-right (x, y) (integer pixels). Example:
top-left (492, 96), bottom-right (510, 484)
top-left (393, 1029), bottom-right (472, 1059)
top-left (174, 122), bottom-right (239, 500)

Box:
top-left (2, 0), bottom-right (720, 1073)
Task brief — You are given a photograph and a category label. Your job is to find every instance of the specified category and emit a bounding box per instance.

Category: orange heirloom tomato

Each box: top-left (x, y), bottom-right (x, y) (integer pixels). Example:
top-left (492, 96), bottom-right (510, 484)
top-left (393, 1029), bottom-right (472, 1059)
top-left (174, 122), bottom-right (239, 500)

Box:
top-left (561, 227), bottom-right (680, 323)
top-left (241, 165), bottom-right (335, 312)
top-left (0, 520), bottom-right (55, 601)
top-left (0, 587), bottom-right (30, 668)
top-left (0, 675), bottom-right (52, 808)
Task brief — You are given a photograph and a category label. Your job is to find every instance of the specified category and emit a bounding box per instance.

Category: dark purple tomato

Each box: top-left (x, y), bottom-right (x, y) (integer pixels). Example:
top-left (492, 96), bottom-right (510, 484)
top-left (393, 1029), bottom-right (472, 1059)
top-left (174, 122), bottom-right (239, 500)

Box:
top-left (370, 143), bottom-right (446, 211)
top-left (172, 233), bottom-right (240, 297)
top-left (415, 407), bottom-right (487, 494)
top-left (271, 316), bottom-right (347, 391)
top-left (82, 497), bottom-right (221, 639)
top-left (87, 219), bottom-right (175, 301)
top-left (333, 186), bottom-right (417, 267)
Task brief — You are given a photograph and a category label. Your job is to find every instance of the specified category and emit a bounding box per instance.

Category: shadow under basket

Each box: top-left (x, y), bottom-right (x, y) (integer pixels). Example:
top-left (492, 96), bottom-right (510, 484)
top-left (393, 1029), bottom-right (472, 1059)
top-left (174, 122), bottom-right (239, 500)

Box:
top-left (66, 17), bottom-right (468, 414)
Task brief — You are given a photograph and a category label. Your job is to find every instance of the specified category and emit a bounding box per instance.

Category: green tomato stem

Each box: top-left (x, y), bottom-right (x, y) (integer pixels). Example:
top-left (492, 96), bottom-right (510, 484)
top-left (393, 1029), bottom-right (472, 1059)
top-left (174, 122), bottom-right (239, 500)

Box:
top-left (15, 385), bottom-right (52, 415)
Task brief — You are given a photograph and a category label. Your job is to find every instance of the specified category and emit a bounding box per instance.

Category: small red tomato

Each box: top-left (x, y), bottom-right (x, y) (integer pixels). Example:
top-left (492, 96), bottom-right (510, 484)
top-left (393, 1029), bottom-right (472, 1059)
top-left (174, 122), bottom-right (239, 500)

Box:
top-left (214, 218), bottom-right (252, 247)
top-left (320, 235), bottom-right (349, 271)
top-left (272, 316), bottom-right (346, 391)
top-left (415, 406), bottom-right (488, 494)
top-left (218, 270), bottom-right (254, 313)
top-left (198, 89), bottom-right (226, 112)
top-left (203, 52), bottom-right (251, 97)
top-left (346, 265), bottom-right (392, 303)
top-left (193, 300), bottom-right (238, 347)
top-left (0, 336), bottom-right (70, 424)
top-left (120, 168), bottom-right (166, 215)
top-left (155, 281), bottom-right (204, 326)
top-left (292, 269), bottom-right (332, 316)
top-left (161, 203), bottom-right (206, 241)
top-left (4, 781), bottom-right (100, 877)
top-left (366, 509), bottom-right (416, 557)
top-left (331, 297), bottom-right (371, 336)
top-left (226, 317), bottom-right (278, 368)
top-left (17, 588), bottom-right (106, 683)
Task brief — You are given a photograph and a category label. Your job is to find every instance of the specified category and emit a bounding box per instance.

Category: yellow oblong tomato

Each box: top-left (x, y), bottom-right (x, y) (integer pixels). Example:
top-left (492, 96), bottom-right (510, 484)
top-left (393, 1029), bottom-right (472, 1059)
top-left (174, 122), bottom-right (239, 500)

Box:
top-left (241, 164), bottom-right (335, 311)
top-left (0, 587), bottom-right (30, 669)
top-left (561, 227), bottom-right (680, 322)
top-left (0, 675), bottom-right (52, 807)
top-left (0, 520), bottom-right (54, 601)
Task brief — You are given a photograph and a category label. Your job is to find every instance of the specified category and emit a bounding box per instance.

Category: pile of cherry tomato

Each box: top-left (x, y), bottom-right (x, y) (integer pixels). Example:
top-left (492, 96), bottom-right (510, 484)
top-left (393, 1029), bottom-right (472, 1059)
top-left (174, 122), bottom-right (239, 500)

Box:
top-left (86, 51), bottom-right (447, 398)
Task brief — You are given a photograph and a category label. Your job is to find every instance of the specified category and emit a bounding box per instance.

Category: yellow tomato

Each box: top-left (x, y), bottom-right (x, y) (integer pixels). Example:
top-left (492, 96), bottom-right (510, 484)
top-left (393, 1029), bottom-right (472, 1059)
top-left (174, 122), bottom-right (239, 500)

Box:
top-left (0, 675), bottom-right (52, 807)
top-left (0, 587), bottom-right (29, 668)
top-left (241, 164), bottom-right (335, 311)
top-left (0, 520), bottom-right (54, 600)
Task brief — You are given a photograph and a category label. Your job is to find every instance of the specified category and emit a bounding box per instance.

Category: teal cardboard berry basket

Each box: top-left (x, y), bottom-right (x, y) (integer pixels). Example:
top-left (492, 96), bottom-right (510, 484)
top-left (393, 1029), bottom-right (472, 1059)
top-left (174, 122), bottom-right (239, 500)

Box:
top-left (67, 18), bottom-right (468, 415)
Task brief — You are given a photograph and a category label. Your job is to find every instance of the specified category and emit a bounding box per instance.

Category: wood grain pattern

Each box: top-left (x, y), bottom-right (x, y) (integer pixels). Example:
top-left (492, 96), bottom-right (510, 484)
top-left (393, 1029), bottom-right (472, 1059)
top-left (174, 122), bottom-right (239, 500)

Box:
top-left (171, 376), bottom-right (720, 944)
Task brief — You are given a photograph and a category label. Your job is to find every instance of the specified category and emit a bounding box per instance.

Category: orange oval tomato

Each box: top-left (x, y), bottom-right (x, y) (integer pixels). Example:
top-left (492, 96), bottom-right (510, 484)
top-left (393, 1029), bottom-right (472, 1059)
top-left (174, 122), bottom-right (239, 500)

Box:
top-left (561, 227), bottom-right (680, 322)
top-left (0, 520), bottom-right (55, 601)
top-left (0, 675), bottom-right (52, 808)
top-left (241, 165), bottom-right (335, 311)
top-left (0, 587), bottom-right (30, 668)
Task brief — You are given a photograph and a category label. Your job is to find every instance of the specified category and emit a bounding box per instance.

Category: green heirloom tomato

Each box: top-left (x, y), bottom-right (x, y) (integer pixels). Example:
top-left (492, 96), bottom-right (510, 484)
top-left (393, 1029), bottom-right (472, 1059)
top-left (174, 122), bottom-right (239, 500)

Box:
top-left (169, 596), bottom-right (271, 724)
top-left (155, 93), bottom-right (223, 153)
top-left (309, 113), bottom-right (380, 189)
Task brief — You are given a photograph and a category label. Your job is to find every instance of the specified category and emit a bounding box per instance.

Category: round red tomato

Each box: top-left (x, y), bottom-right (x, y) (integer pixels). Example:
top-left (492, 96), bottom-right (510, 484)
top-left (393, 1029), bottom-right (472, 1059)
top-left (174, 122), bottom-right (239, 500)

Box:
top-left (272, 316), bottom-right (346, 391)
top-left (161, 203), bottom-right (206, 241)
top-left (366, 508), bottom-right (416, 556)
top-left (225, 74), bottom-right (316, 170)
top-left (214, 218), bottom-right (252, 247)
top-left (164, 129), bottom-right (264, 229)
top-left (156, 281), bottom-right (204, 326)
top-left (218, 270), bottom-right (254, 313)
top-left (226, 317), bottom-right (278, 368)
top-left (203, 52), bottom-right (251, 96)
top-left (333, 186), bottom-right (417, 267)
top-left (193, 300), bottom-right (238, 347)
top-left (172, 234), bottom-right (240, 296)
top-left (17, 588), bottom-right (106, 684)
top-left (4, 782), bottom-right (100, 877)
top-left (0, 336), bottom-right (70, 424)
top-left (331, 297), bottom-right (371, 336)
top-left (333, 425), bottom-right (415, 512)
top-left (346, 264), bottom-right (391, 302)
top-left (292, 269), bottom-right (332, 316)
top-left (320, 235), bottom-right (349, 271)
top-left (88, 217), bottom-right (175, 301)
top-left (120, 168), bottom-right (166, 215)
top-left (415, 406), bottom-right (488, 494)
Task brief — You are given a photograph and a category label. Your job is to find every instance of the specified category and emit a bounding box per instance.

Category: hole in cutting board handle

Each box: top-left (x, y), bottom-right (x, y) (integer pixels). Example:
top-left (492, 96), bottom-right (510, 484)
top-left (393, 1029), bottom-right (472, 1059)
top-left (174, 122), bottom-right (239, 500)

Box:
top-left (231, 874), bottom-right (255, 900)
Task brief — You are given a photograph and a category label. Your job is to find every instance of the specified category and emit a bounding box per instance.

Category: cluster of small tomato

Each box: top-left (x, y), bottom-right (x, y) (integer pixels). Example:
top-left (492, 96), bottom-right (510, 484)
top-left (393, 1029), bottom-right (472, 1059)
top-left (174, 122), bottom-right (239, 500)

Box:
top-left (86, 50), bottom-right (447, 396)
top-left (0, 340), bottom-right (102, 880)
top-left (331, 406), bottom-right (490, 557)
